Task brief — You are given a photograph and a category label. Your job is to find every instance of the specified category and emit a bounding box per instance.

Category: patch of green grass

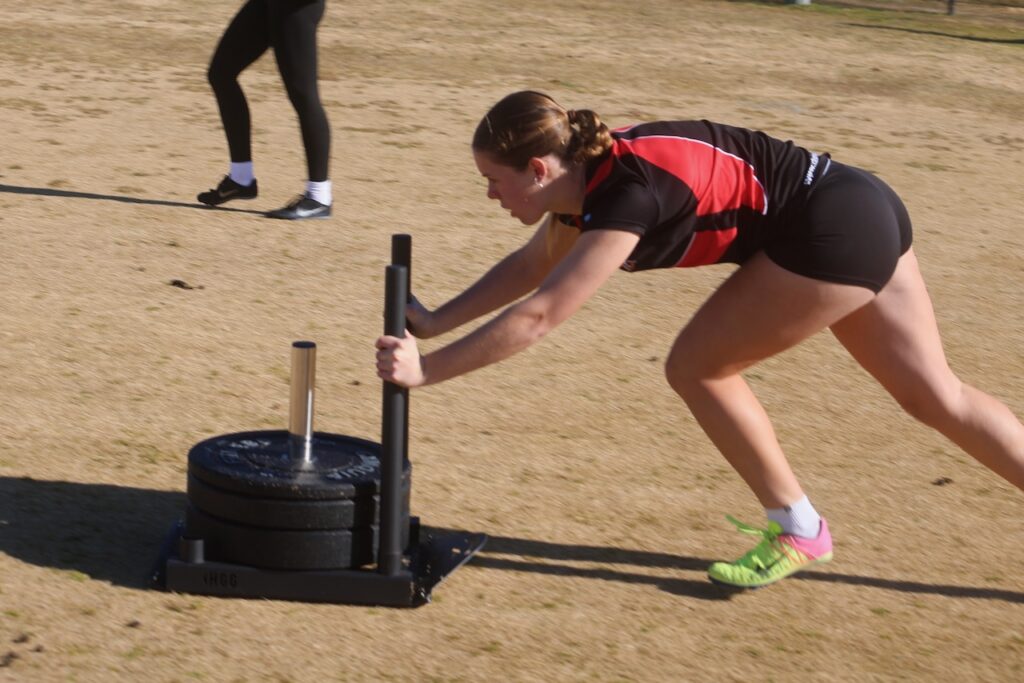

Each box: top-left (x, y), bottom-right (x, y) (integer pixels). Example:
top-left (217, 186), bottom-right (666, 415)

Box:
top-left (382, 140), bottom-right (423, 149)
top-left (111, 438), bottom-right (176, 466)
top-left (124, 645), bottom-right (146, 660)
top-left (269, 364), bottom-right (290, 384)
top-left (906, 160), bottom-right (952, 172)
top-left (60, 569), bottom-right (89, 582)
top-left (774, 643), bottom-right (801, 653)
top-left (165, 600), bottom-right (202, 613)
top-left (547, 78), bottom-right (586, 92)
top-left (731, 0), bottom-right (1024, 42)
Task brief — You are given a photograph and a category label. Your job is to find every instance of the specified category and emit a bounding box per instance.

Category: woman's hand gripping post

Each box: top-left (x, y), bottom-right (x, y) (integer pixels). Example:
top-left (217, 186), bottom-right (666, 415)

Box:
top-left (375, 331), bottom-right (425, 388)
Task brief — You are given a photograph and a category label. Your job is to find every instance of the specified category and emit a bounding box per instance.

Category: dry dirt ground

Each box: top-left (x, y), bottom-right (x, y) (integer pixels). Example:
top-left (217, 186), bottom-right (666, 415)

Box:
top-left (1, 1), bottom-right (1022, 681)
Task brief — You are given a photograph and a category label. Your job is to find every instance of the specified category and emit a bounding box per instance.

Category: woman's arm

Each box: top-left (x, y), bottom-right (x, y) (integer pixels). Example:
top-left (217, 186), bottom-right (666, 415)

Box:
top-left (410, 214), bottom-right (579, 338)
top-left (377, 228), bottom-right (640, 387)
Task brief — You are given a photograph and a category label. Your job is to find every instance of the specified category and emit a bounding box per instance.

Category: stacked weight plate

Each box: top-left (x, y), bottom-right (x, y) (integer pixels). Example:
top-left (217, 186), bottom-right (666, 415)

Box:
top-left (184, 430), bottom-right (411, 570)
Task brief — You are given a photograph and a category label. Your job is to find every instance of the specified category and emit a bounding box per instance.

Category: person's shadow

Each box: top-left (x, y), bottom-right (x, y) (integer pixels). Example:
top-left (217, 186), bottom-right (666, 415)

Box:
top-left (1, 477), bottom-right (1021, 603)
top-left (0, 183), bottom-right (265, 215)
top-left (472, 530), bottom-right (1024, 602)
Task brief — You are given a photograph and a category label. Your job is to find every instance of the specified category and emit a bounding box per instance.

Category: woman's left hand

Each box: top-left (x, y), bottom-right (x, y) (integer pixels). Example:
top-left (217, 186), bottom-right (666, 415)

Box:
top-left (405, 293), bottom-right (439, 339)
top-left (375, 332), bottom-right (425, 388)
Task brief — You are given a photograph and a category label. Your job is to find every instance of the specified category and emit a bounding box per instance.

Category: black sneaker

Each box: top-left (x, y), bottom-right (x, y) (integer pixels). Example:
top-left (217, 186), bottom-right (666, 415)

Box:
top-left (197, 176), bottom-right (258, 206)
top-left (265, 194), bottom-right (331, 220)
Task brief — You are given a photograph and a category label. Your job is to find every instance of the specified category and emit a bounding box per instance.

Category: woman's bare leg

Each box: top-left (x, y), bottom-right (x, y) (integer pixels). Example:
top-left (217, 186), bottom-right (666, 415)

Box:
top-left (830, 248), bottom-right (1024, 490)
top-left (665, 252), bottom-right (875, 507)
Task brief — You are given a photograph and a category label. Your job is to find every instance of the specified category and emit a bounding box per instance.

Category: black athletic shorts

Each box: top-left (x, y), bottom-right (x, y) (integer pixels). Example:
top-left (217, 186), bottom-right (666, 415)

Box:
top-left (765, 161), bottom-right (913, 293)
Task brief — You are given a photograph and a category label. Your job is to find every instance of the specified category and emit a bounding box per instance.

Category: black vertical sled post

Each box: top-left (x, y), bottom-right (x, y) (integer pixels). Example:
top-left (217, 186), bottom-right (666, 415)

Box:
top-left (390, 233), bottom-right (412, 461)
top-left (391, 233), bottom-right (412, 297)
top-left (379, 261), bottom-right (408, 576)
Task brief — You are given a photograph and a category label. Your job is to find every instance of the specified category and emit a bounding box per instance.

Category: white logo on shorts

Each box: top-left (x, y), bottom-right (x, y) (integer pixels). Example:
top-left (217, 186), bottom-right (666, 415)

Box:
top-left (804, 153), bottom-right (820, 186)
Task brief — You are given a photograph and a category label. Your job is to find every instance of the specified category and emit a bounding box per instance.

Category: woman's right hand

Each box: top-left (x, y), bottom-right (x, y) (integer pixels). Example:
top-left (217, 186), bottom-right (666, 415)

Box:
top-left (405, 293), bottom-right (439, 339)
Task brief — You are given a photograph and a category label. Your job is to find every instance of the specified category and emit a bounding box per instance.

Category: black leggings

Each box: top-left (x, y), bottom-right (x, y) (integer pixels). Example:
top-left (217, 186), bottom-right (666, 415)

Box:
top-left (207, 0), bottom-right (330, 181)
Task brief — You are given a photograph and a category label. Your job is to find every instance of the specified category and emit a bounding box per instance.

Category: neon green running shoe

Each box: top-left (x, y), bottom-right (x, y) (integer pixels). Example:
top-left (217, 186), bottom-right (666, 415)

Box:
top-left (707, 515), bottom-right (833, 588)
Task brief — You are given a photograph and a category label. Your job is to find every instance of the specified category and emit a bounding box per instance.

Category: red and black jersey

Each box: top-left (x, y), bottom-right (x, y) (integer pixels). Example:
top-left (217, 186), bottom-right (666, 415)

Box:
top-left (559, 121), bottom-right (831, 271)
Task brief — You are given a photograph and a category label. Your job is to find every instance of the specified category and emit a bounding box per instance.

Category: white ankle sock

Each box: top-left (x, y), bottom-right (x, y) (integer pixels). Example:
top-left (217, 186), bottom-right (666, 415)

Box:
top-left (306, 180), bottom-right (332, 206)
top-left (766, 495), bottom-right (821, 539)
top-left (229, 162), bottom-right (254, 187)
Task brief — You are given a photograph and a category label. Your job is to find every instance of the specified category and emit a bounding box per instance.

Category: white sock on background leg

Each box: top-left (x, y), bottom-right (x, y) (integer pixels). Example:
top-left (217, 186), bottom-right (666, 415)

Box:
top-left (306, 180), bottom-right (332, 206)
top-left (766, 495), bottom-right (821, 539)
top-left (229, 161), bottom-right (255, 187)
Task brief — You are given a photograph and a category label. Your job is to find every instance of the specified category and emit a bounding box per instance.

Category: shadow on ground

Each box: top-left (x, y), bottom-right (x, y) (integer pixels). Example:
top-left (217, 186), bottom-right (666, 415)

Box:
top-left (0, 183), bottom-right (264, 215)
top-left (473, 531), bottom-right (1024, 603)
top-left (1, 477), bottom-right (1020, 603)
top-left (845, 22), bottom-right (1023, 44)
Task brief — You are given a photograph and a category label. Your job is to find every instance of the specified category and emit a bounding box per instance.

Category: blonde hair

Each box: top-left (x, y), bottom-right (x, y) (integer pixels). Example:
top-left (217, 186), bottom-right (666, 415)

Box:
top-left (473, 91), bottom-right (614, 170)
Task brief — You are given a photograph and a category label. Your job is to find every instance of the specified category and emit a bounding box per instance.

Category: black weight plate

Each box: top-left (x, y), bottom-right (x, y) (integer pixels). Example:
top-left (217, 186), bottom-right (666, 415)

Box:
top-left (184, 504), bottom-right (411, 570)
top-left (188, 430), bottom-right (411, 500)
top-left (187, 473), bottom-right (411, 530)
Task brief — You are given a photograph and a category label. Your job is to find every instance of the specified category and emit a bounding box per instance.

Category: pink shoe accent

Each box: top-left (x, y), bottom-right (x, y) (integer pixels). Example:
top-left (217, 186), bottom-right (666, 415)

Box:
top-left (780, 518), bottom-right (833, 559)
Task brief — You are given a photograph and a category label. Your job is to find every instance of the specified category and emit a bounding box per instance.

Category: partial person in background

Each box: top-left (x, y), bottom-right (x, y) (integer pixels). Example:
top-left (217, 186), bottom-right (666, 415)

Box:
top-left (375, 90), bottom-right (1024, 589)
top-left (197, 0), bottom-right (332, 220)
